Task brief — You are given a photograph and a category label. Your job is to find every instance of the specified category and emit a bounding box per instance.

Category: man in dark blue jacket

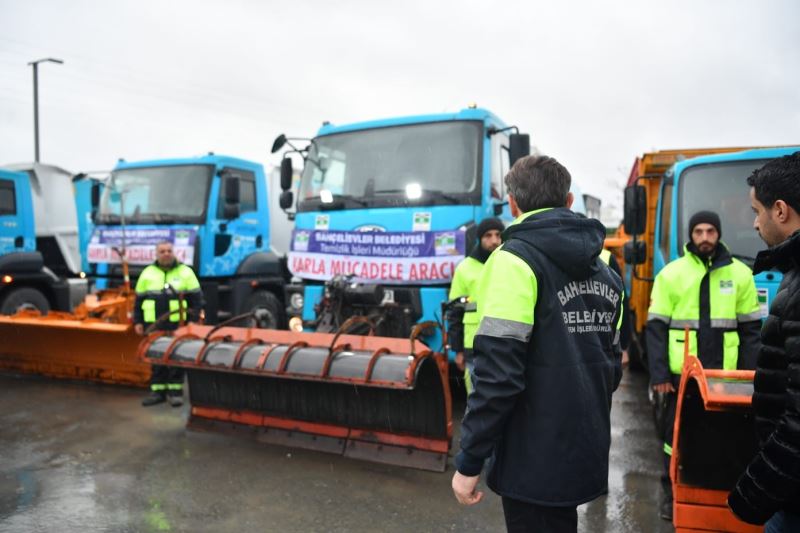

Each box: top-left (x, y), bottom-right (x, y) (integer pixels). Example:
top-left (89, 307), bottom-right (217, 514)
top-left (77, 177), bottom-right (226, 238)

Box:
top-left (451, 155), bottom-right (624, 532)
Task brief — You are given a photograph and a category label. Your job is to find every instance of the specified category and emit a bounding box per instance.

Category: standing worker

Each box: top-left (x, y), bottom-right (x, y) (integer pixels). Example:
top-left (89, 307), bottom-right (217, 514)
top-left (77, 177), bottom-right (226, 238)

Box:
top-left (646, 210), bottom-right (761, 521)
top-left (448, 217), bottom-right (503, 394)
top-left (452, 155), bottom-right (624, 532)
top-left (134, 240), bottom-right (203, 407)
top-left (729, 152), bottom-right (800, 530)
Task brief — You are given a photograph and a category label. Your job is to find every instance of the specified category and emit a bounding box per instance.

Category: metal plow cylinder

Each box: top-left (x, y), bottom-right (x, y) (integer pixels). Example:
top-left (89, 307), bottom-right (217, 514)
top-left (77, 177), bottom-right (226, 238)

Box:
top-left (139, 324), bottom-right (453, 472)
top-left (0, 312), bottom-right (149, 387)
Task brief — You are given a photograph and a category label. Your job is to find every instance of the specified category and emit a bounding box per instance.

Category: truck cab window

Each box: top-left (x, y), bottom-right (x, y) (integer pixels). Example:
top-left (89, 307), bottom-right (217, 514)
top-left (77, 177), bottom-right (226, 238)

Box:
top-left (0, 180), bottom-right (16, 215)
top-left (490, 132), bottom-right (509, 200)
top-left (218, 168), bottom-right (257, 217)
top-left (659, 183), bottom-right (672, 258)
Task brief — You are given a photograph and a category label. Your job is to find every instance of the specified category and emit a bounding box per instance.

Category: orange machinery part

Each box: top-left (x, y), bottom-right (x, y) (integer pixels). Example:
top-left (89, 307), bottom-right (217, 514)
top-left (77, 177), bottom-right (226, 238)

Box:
top-left (670, 330), bottom-right (763, 533)
top-left (0, 289), bottom-right (150, 387)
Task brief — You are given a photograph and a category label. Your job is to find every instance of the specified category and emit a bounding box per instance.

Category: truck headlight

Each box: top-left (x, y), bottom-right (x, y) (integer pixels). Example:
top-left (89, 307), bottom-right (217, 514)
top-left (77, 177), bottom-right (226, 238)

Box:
top-left (289, 292), bottom-right (304, 311)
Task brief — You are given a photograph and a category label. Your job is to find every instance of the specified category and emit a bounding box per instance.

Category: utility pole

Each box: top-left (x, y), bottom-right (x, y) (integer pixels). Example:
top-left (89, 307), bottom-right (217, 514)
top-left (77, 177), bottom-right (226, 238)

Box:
top-left (28, 58), bottom-right (64, 163)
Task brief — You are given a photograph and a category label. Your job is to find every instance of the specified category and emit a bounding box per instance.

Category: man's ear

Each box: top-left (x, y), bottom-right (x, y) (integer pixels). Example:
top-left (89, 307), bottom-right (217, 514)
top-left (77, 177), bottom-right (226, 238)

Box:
top-left (509, 195), bottom-right (520, 217)
top-left (774, 199), bottom-right (790, 223)
top-left (566, 192), bottom-right (574, 209)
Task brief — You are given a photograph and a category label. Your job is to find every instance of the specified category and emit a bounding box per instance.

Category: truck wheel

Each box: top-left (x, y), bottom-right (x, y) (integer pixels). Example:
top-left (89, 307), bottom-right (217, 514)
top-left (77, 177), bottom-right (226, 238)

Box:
top-left (244, 291), bottom-right (284, 329)
top-left (0, 287), bottom-right (51, 315)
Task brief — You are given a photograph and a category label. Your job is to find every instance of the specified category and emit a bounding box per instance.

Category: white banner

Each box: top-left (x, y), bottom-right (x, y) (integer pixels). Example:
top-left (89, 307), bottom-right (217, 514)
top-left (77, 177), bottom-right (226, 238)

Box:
top-left (288, 251), bottom-right (463, 285)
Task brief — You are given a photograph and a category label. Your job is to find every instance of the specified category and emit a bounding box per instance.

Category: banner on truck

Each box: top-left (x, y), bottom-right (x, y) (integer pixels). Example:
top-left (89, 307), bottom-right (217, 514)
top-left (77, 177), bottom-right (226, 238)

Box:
top-left (87, 226), bottom-right (197, 265)
top-left (288, 229), bottom-right (466, 284)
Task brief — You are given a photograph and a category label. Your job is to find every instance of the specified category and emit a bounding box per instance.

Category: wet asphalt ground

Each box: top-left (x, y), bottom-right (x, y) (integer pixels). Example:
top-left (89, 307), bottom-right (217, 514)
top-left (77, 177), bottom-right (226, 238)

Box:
top-left (0, 369), bottom-right (673, 533)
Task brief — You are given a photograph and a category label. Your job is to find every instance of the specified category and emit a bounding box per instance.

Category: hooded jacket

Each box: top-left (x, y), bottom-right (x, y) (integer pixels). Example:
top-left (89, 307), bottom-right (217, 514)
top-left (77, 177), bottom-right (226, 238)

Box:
top-left (456, 208), bottom-right (624, 506)
top-left (729, 230), bottom-right (800, 524)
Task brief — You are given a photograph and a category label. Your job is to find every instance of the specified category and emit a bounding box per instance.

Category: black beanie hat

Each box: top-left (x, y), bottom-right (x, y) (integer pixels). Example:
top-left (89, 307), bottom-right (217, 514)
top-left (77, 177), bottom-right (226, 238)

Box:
top-left (476, 217), bottom-right (505, 239)
top-left (688, 210), bottom-right (722, 239)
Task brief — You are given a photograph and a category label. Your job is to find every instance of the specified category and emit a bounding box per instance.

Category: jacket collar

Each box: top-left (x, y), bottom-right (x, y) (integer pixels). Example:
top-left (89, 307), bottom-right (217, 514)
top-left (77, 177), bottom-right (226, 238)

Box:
top-left (753, 230), bottom-right (800, 274)
top-left (683, 241), bottom-right (733, 272)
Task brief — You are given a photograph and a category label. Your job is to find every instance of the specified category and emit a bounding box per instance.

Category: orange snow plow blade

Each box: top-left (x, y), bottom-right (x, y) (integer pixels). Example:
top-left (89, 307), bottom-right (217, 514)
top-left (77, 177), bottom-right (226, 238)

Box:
top-left (671, 332), bottom-right (762, 532)
top-left (139, 323), bottom-right (452, 471)
top-left (0, 290), bottom-right (150, 387)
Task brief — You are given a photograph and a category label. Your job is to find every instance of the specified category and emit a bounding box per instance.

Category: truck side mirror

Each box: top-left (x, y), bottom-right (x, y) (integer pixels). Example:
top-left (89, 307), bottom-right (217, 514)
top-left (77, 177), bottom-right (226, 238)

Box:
top-left (508, 134), bottom-right (530, 167)
top-left (225, 176), bottom-right (240, 204)
top-left (624, 185), bottom-right (647, 235)
top-left (623, 240), bottom-right (647, 265)
top-left (280, 158), bottom-right (293, 191)
top-left (279, 190), bottom-right (294, 210)
top-left (271, 134), bottom-right (287, 154)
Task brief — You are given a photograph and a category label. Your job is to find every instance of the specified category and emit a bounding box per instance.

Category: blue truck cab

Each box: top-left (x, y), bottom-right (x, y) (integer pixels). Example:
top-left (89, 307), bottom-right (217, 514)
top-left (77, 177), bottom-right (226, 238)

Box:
top-left (90, 154), bottom-right (287, 325)
top-left (651, 147), bottom-right (800, 317)
top-left (0, 168), bottom-right (70, 313)
top-left (274, 107), bottom-right (587, 354)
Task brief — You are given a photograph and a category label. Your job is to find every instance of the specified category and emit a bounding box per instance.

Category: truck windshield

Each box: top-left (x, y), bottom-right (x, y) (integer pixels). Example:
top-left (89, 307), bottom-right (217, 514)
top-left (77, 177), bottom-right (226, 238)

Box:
top-left (97, 165), bottom-right (213, 224)
top-left (679, 159), bottom-right (770, 264)
top-left (298, 121), bottom-right (481, 210)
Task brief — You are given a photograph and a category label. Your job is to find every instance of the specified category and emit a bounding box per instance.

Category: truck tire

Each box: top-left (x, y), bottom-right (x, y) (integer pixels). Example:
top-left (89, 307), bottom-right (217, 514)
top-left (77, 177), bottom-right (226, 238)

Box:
top-left (244, 290), bottom-right (284, 329)
top-left (0, 287), bottom-right (51, 315)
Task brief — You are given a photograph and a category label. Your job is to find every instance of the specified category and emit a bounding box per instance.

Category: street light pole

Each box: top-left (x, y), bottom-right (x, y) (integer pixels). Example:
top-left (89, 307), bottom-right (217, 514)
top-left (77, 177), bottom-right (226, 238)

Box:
top-left (28, 58), bottom-right (64, 163)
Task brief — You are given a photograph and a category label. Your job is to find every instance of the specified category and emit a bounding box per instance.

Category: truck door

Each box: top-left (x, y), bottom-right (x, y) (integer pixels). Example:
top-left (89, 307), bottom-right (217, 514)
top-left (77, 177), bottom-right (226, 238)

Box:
top-left (209, 167), bottom-right (262, 276)
top-left (0, 175), bottom-right (32, 255)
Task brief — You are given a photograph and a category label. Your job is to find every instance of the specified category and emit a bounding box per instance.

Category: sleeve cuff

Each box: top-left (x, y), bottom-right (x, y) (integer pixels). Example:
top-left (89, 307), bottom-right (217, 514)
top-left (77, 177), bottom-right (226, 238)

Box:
top-left (455, 450), bottom-right (484, 477)
top-left (728, 486), bottom-right (772, 525)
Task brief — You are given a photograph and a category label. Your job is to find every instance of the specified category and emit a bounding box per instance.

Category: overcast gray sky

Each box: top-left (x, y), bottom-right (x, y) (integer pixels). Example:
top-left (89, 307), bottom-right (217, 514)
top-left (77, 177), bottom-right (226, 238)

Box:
top-left (1, 0), bottom-right (798, 222)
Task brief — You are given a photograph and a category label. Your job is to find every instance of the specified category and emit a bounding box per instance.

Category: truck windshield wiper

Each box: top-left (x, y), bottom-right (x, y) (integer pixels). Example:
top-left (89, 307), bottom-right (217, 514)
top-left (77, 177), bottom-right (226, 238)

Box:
top-left (307, 194), bottom-right (368, 207)
top-left (372, 189), bottom-right (462, 204)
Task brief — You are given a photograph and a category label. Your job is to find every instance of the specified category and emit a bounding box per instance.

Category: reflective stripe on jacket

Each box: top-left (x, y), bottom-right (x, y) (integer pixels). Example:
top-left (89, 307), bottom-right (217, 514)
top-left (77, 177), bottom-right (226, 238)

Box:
top-left (134, 262), bottom-right (202, 325)
top-left (647, 244), bottom-right (760, 377)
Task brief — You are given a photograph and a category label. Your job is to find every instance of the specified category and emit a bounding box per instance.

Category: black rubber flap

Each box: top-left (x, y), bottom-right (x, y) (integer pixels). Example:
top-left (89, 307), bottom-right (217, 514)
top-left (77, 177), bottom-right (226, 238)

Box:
top-left (186, 355), bottom-right (448, 439)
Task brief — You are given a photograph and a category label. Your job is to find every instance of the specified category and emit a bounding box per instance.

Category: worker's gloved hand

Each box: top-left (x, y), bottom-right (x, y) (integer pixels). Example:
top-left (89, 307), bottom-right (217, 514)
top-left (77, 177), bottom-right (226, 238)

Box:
top-left (133, 323), bottom-right (145, 336)
top-left (452, 471), bottom-right (483, 506)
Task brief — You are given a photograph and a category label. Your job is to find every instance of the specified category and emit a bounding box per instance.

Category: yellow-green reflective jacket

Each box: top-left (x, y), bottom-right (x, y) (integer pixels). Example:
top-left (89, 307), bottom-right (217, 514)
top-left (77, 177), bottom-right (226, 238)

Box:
top-left (134, 262), bottom-right (202, 326)
top-left (647, 244), bottom-right (761, 376)
top-left (448, 256), bottom-right (485, 350)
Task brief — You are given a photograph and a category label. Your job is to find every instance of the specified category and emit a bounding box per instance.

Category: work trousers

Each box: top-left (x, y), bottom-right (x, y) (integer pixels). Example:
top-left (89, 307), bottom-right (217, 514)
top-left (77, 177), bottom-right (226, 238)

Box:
top-left (660, 390), bottom-right (678, 500)
top-left (150, 364), bottom-right (184, 396)
top-left (501, 497), bottom-right (578, 533)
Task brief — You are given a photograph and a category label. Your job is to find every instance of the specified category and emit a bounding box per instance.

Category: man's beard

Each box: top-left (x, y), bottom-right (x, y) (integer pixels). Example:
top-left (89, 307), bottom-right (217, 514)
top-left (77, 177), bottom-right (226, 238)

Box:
top-left (694, 242), bottom-right (716, 258)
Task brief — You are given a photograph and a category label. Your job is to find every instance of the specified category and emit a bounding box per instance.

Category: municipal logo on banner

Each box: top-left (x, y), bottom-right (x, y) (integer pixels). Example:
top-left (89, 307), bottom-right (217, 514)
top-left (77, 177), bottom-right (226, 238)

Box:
top-left (315, 214), bottom-right (330, 230)
top-left (413, 212), bottom-right (431, 231)
top-left (757, 288), bottom-right (769, 319)
top-left (434, 232), bottom-right (458, 256)
top-left (293, 231), bottom-right (311, 252)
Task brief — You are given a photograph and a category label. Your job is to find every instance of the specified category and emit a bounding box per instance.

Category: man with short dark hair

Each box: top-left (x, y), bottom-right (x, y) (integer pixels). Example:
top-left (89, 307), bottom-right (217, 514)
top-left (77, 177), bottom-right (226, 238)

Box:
top-left (647, 210), bottom-right (761, 520)
top-left (451, 155), bottom-right (624, 532)
top-left (729, 151), bottom-right (800, 530)
top-left (134, 241), bottom-right (203, 407)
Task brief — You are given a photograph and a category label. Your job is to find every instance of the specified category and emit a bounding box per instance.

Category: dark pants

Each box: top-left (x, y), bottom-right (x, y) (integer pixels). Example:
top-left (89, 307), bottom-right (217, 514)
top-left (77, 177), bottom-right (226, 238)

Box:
top-left (661, 390), bottom-right (678, 500)
top-left (150, 364), bottom-right (184, 396)
top-left (501, 497), bottom-right (577, 533)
